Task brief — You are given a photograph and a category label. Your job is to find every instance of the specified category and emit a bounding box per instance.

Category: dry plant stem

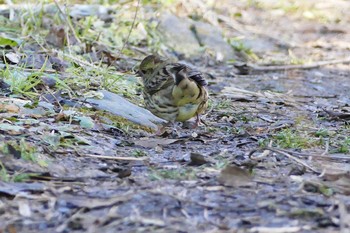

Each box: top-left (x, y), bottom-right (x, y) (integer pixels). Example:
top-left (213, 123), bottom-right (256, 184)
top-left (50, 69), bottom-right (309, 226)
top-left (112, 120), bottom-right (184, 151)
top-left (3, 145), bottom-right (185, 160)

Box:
top-left (148, 190), bottom-right (223, 210)
top-left (118, 0), bottom-right (141, 57)
top-left (270, 147), bottom-right (350, 160)
top-left (249, 147), bottom-right (320, 174)
top-left (58, 51), bottom-right (124, 76)
top-left (42, 86), bottom-right (63, 110)
top-left (56, 208), bottom-right (84, 233)
top-left (84, 154), bottom-right (147, 161)
top-left (250, 140), bottom-right (273, 160)
top-left (267, 147), bottom-right (320, 174)
top-left (53, 0), bottom-right (81, 44)
top-left (0, 64), bottom-right (57, 73)
top-left (321, 139), bottom-right (329, 156)
top-left (5, 0), bottom-right (14, 21)
top-left (251, 57), bottom-right (350, 71)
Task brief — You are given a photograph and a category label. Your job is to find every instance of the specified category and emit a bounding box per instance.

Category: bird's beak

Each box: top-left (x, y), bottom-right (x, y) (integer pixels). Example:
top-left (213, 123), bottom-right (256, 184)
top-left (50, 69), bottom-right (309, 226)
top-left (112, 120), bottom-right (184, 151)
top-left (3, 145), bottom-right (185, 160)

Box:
top-left (136, 70), bottom-right (143, 76)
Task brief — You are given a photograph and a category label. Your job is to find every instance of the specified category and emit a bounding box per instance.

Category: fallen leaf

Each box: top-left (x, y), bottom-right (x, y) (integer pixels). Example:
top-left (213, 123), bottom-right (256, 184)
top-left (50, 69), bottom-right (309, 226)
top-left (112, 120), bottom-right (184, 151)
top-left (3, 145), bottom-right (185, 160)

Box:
top-left (4, 52), bottom-right (20, 64)
top-left (75, 116), bottom-right (95, 129)
top-left (61, 191), bottom-right (134, 209)
top-left (0, 181), bottom-right (46, 196)
top-left (217, 164), bottom-right (255, 187)
top-left (0, 123), bottom-right (25, 135)
top-left (18, 200), bottom-right (31, 217)
top-left (133, 138), bottom-right (180, 148)
top-left (45, 25), bottom-right (66, 48)
top-left (19, 54), bottom-right (51, 69)
top-left (0, 35), bottom-right (20, 47)
top-left (83, 91), bottom-right (104, 99)
top-left (188, 152), bottom-right (208, 166)
top-left (0, 103), bottom-right (20, 113)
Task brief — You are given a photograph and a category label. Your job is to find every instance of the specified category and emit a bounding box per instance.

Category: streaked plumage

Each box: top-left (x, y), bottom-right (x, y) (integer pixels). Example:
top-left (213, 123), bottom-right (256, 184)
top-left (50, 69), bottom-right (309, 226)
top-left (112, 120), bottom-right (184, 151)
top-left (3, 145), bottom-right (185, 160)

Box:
top-left (138, 55), bottom-right (209, 127)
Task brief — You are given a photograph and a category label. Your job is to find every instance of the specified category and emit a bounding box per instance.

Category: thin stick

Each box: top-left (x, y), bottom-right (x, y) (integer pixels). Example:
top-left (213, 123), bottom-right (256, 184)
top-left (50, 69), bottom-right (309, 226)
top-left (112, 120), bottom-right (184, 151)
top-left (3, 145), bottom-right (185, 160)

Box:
top-left (249, 147), bottom-right (320, 174)
top-left (53, 0), bottom-right (81, 44)
top-left (59, 51), bottom-right (125, 76)
top-left (269, 147), bottom-right (350, 160)
top-left (118, 0), bottom-right (141, 57)
top-left (250, 57), bottom-right (350, 72)
top-left (269, 147), bottom-right (319, 173)
top-left (84, 154), bottom-right (147, 161)
top-left (250, 140), bottom-right (273, 160)
top-left (321, 139), bottom-right (329, 156)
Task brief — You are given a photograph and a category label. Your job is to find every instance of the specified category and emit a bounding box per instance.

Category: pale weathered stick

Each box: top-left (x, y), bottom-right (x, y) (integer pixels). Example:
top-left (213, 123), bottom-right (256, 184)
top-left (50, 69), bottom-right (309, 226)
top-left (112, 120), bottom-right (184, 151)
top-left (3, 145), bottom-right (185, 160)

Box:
top-left (84, 154), bottom-right (147, 161)
top-left (251, 57), bottom-right (350, 71)
top-left (249, 147), bottom-right (320, 174)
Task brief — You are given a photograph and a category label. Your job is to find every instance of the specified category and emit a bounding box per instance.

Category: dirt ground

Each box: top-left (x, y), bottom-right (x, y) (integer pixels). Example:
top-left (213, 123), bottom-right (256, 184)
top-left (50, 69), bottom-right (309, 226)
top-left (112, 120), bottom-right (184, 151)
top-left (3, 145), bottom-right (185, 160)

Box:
top-left (0, 0), bottom-right (350, 232)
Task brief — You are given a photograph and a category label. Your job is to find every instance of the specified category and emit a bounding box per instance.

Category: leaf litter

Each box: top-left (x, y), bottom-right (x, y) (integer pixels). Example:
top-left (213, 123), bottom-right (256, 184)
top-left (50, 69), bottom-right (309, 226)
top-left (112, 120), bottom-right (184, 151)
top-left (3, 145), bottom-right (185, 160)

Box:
top-left (0, 0), bottom-right (350, 232)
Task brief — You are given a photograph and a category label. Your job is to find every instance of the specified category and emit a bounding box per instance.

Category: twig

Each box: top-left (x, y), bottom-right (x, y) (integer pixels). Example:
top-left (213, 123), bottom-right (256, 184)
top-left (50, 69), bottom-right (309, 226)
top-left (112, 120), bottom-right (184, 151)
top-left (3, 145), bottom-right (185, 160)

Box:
top-left (58, 51), bottom-right (125, 76)
top-left (118, 0), bottom-right (141, 57)
top-left (53, 0), bottom-right (81, 44)
top-left (250, 57), bottom-right (350, 72)
top-left (249, 147), bottom-right (320, 174)
top-left (250, 140), bottom-right (273, 160)
top-left (0, 63), bottom-right (57, 73)
top-left (268, 147), bottom-right (350, 160)
top-left (84, 154), bottom-right (147, 161)
top-left (42, 86), bottom-right (63, 110)
top-left (321, 139), bottom-right (329, 156)
top-left (322, 108), bottom-right (350, 120)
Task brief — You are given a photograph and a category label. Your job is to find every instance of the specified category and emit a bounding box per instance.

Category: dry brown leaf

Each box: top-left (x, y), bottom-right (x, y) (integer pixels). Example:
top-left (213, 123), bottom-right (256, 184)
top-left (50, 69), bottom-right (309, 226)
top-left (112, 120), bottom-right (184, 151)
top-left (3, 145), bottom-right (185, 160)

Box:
top-left (188, 152), bottom-right (208, 166)
top-left (0, 103), bottom-right (20, 113)
top-left (217, 164), bottom-right (255, 187)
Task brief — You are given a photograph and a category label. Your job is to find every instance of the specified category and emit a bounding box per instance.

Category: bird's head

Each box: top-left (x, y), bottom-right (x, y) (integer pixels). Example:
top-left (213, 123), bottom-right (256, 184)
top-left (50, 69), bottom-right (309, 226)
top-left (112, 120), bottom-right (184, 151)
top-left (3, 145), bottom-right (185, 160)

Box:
top-left (138, 55), bottom-right (164, 76)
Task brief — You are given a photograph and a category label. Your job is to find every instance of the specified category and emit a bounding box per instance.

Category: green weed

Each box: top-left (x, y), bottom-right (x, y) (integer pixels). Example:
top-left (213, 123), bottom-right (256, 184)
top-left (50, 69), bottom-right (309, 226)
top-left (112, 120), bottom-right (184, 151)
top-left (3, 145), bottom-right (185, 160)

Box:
top-left (132, 149), bottom-right (148, 157)
top-left (149, 168), bottom-right (196, 180)
top-left (274, 128), bottom-right (316, 149)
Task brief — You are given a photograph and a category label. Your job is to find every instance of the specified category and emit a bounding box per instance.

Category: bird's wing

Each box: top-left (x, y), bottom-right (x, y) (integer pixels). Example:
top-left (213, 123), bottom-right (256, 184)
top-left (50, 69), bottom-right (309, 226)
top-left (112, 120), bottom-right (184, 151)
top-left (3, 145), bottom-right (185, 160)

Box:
top-left (143, 62), bottom-right (175, 95)
top-left (168, 63), bottom-right (208, 87)
top-left (187, 70), bottom-right (208, 87)
top-left (169, 64), bottom-right (209, 106)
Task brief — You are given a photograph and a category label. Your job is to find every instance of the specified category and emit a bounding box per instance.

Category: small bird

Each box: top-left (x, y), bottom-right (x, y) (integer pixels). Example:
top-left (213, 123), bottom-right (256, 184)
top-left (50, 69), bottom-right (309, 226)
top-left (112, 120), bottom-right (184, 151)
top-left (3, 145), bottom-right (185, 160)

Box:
top-left (138, 55), bottom-right (209, 130)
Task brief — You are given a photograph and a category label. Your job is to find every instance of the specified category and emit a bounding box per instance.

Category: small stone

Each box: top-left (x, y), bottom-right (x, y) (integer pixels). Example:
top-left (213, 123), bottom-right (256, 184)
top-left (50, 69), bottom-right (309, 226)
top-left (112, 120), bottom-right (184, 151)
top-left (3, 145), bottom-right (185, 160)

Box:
top-left (155, 145), bottom-right (163, 153)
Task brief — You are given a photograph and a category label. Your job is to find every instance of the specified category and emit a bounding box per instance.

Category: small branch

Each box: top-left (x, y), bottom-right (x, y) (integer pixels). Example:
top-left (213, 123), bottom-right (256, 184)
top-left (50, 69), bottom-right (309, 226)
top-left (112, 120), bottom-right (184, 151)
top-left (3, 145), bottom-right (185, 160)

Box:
top-left (0, 63), bottom-right (57, 73)
top-left (250, 140), bottom-right (273, 160)
top-left (321, 139), bottom-right (329, 156)
top-left (250, 57), bottom-right (350, 72)
top-left (53, 0), bottom-right (81, 44)
top-left (249, 147), bottom-right (320, 174)
top-left (268, 147), bottom-right (350, 161)
top-left (118, 0), bottom-right (141, 57)
top-left (59, 51), bottom-right (125, 76)
top-left (322, 108), bottom-right (350, 120)
top-left (84, 154), bottom-right (147, 161)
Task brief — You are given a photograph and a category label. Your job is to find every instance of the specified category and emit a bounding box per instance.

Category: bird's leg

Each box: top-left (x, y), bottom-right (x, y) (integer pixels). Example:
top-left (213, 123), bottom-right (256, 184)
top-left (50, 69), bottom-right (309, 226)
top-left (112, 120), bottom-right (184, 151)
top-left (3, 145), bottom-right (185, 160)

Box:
top-left (193, 114), bottom-right (201, 128)
top-left (193, 114), bottom-right (207, 129)
top-left (155, 125), bottom-right (167, 136)
top-left (154, 121), bottom-right (178, 136)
